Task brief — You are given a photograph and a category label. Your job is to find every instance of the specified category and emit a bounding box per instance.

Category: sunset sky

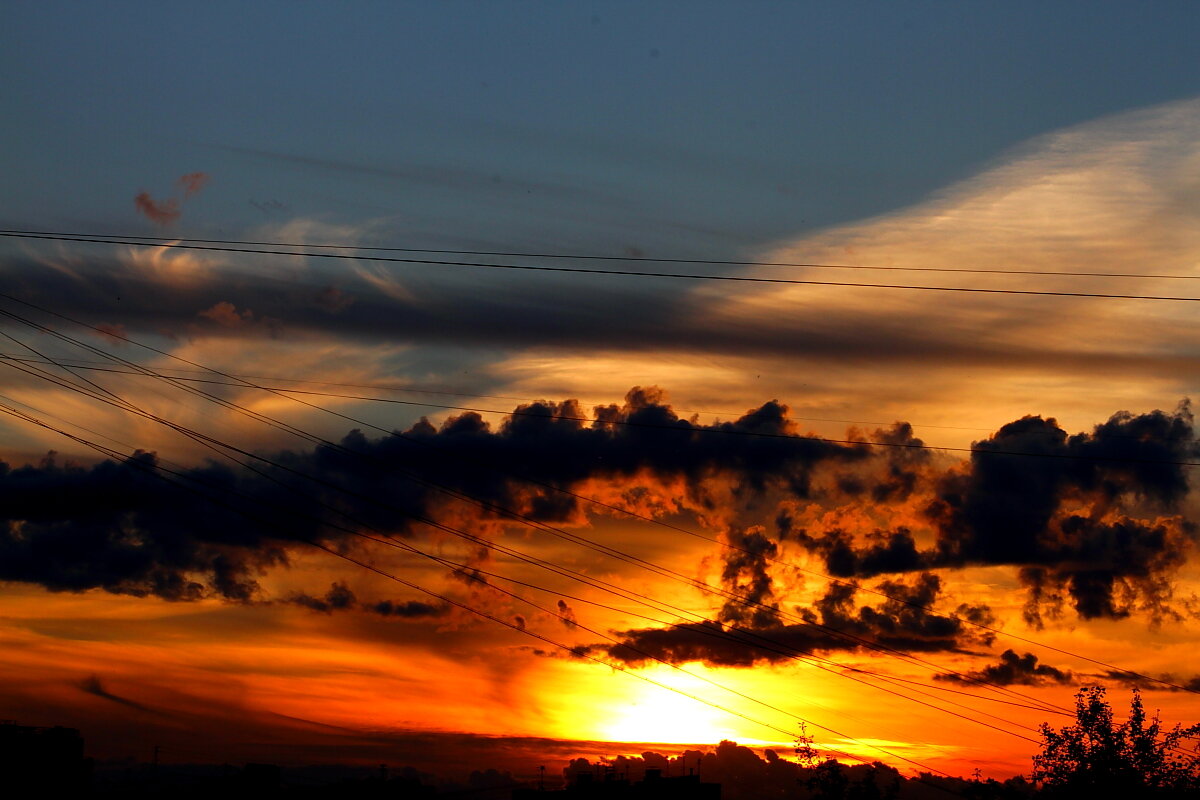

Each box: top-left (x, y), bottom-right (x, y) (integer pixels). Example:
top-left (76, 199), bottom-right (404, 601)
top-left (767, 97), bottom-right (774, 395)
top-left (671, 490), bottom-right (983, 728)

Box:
top-left (3, 1), bottom-right (1200, 784)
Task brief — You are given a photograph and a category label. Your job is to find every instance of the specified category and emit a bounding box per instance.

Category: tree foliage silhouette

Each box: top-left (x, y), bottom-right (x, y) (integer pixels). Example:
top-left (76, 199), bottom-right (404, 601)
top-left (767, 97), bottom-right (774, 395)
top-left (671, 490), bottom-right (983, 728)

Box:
top-left (1032, 686), bottom-right (1200, 797)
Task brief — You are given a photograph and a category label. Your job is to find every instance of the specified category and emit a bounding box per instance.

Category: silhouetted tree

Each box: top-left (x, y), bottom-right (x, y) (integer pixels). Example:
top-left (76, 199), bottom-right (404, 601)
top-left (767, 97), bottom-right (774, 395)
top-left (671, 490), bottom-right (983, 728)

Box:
top-left (794, 722), bottom-right (821, 768)
top-left (1032, 685), bottom-right (1200, 798)
top-left (806, 759), bottom-right (850, 800)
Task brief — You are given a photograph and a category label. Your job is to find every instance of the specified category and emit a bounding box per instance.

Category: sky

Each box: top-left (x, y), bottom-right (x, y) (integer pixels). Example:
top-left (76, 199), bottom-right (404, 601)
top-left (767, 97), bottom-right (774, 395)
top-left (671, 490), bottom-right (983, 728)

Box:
top-left (2, 0), bottom-right (1200, 785)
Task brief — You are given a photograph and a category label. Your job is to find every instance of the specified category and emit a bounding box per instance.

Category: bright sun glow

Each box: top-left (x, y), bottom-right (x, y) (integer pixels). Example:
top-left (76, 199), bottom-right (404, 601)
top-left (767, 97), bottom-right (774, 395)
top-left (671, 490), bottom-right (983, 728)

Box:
top-left (584, 665), bottom-right (804, 748)
top-left (599, 683), bottom-right (740, 745)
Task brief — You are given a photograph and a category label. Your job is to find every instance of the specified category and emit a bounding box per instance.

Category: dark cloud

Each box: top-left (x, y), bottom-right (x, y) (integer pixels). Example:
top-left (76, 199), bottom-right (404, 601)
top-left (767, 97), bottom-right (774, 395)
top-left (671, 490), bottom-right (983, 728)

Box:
top-left (931, 408), bottom-right (1195, 562)
top-left (8, 252), bottom-right (1200, 379)
top-left (1099, 670), bottom-right (1200, 693)
top-left (451, 567), bottom-right (490, 587)
top-left (0, 450), bottom-right (291, 601)
top-left (865, 422), bottom-right (931, 503)
top-left (371, 599), bottom-right (448, 618)
top-left (796, 528), bottom-right (927, 579)
top-left (556, 599), bottom-right (578, 630)
top-left (1, 389), bottom-right (1193, 644)
top-left (385, 390), bottom-right (866, 535)
top-left (796, 406), bottom-right (1197, 624)
top-left (935, 649), bottom-right (1073, 687)
top-left (0, 388), bottom-right (864, 614)
top-left (288, 581), bottom-right (356, 613)
top-left (716, 527), bottom-right (780, 628)
top-left (598, 573), bottom-right (993, 667)
top-left (1, 390), bottom-right (866, 602)
top-left (79, 675), bottom-right (158, 713)
top-left (289, 583), bottom-right (447, 618)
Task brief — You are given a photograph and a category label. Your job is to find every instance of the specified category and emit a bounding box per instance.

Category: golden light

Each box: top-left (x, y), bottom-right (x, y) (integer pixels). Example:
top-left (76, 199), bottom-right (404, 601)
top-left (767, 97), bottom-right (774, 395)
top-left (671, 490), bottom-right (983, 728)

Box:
top-left (598, 684), bottom-right (740, 745)
top-left (574, 665), bottom-right (796, 749)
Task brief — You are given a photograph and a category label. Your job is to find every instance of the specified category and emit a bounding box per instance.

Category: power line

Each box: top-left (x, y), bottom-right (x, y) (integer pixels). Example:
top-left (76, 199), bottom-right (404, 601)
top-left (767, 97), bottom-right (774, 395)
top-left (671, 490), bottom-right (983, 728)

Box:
top-left (0, 343), bottom-right (1113, 758)
top-left (0, 308), bottom-right (1079, 720)
top-left (2, 239), bottom-right (1189, 761)
top-left (8, 379), bottom-right (1048, 780)
top-left (0, 355), bottom-right (1134, 452)
top-left (10, 307), bottom-right (1184, 766)
top-left (3, 295), bottom-right (1194, 699)
top-left (0, 378), bottom-right (1062, 729)
top-left (0, 353), bottom-right (1010, 436)
top-left (0, 396), bottom-right (978, 784)
top-left (4, 228), bottom-right (1198, 281)
top-left (3, 231), bottom-right (1199, 302)
top-left (2, 293), bottom-right (1192, 781)
top-left (0, 338), bottom-right (1054, 728)
top-left (0, 353), bottom-right (1054, 751)
top-left (1, 299), bottom-right (1195, 471)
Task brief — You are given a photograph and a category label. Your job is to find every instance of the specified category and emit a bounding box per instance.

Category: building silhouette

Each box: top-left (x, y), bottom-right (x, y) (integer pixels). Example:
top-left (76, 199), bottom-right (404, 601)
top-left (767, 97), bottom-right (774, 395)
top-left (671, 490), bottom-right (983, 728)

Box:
top-left (514, 766), bottom-right (720, 800)
top-left (0, 721), bottom-right (90, 793)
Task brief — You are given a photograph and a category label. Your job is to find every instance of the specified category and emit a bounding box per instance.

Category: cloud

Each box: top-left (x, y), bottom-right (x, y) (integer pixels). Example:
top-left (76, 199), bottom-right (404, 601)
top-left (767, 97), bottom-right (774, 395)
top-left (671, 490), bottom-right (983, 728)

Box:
top-left (556, 599), bottom-right (578, 630)
top-left (134, 191), bottom-right (181, 226)
top-left (0, 388), bottom-right (868, 602)
top-left (280, 583), bottom-right (449, 618)
top-left (371, 599), bottom-right (449, 618)
top-left (352, 263), bottom-right (417, 304)
top-left (8, 98), bottom-right (1195, 451)
top-left (0, 387), bottom-right (1192, 641)
top-left (195, 300), bottom-right (282, 337)
top-left (597, 572), bottom-right (994, 667)
top-left (0, 449), bottom-right (289, 601)
top-left (934, 649), bottom-right (1073, 687)
top-left (198, 300), bottom-right (254, 327)
top-left (79, 674), bottom-right (158, 713)
top-left (793, 528), bottom-right (927, 579)
top-left (716, 527), bottom-right (780, 628)
top-left (133, 171), bottom-right (209, 225)
top-left (794, 404), bottom-right (1197, 625)
top-left (288, 581), bottom-right (356, 613)
top-left (1099, 670), bottom-right (1200, 692)
top-left (177, 172), bottom-right (209, 197)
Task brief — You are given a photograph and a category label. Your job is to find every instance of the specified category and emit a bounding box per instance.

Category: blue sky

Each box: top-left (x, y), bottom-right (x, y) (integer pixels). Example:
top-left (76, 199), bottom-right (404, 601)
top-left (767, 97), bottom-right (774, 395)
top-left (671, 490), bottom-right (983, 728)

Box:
top-left (4, 1), bottom-right (1199, 254)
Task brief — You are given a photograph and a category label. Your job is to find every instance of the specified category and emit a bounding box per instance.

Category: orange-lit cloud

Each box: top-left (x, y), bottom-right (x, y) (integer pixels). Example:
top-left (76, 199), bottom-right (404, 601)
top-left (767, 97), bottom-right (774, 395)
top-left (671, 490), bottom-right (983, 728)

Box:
top-left (177, 171), bottom-right (209, 197)
top-left (198, 300), bottom-right (254, 327)
top-left (133, 191), bottom-right (181, 225)
top-left (133, 171), bottom-right (209, 225)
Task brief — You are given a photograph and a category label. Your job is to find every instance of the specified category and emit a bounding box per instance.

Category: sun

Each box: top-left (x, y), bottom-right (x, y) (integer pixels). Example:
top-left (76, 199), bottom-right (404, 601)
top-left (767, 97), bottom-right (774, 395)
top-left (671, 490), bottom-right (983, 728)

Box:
top-left (555, 663), bottom-right (802, 748)
top-left (599, 685), bottom-right (738, 745)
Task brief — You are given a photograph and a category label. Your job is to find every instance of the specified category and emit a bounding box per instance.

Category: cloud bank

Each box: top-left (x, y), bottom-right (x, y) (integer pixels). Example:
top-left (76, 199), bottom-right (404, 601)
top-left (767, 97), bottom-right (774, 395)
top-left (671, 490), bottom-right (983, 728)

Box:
top-left (0, 389), bottom-right (1191, 668)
